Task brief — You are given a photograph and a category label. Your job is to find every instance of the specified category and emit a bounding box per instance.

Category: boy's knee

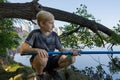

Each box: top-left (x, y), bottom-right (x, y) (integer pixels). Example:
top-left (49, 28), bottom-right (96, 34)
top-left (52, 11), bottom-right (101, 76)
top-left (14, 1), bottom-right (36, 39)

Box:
top-left (32, 55), bottom-right (48, 67)
top-left (66, 55), bottom-right (76, 64)
top-left (40, 58), bottom-right (48, 66)
top-left (58, 55), bottom-right (76, 66)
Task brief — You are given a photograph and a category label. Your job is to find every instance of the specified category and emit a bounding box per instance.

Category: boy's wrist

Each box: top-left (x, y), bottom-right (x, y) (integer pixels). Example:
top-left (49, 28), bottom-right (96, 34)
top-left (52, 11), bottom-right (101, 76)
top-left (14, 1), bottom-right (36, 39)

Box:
top-left (33, 48), bottom-right (39, 52)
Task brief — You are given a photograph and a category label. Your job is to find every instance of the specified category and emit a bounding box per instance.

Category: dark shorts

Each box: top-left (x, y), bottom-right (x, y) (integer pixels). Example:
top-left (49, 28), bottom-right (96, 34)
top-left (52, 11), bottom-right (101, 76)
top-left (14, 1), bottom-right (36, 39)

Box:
top-left (30, 55), bottom-right (62, 72)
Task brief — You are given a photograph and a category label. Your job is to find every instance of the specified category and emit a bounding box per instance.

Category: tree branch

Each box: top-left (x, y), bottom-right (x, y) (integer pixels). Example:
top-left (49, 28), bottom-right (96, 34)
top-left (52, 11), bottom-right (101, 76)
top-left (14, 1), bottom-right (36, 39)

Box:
top-left (0, 1), bottom-right (118, 37)
top-left (62, 25), bottom-right (81, 35)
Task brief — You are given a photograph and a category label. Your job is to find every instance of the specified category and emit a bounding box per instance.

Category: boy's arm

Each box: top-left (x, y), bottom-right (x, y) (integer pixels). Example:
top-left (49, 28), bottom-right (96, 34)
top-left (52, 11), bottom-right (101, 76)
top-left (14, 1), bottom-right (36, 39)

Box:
top-left (58, 48), bottom-right (79, 56)
top-left (20, 42), bottom-right (48, 58)
top-left (58, 48), bottom-right (71, 52)
top-left (20, 42), bottom-right (37, 54)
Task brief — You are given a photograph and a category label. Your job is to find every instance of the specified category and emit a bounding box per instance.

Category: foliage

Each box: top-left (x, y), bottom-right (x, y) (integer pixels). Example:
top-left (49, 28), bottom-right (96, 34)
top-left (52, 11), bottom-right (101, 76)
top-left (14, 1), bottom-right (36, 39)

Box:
top-left (111, 20), bottom-right (120, 44)
top-left (79, 65), bottom-right (112, 80)
top-left (60, 25), bottom-right (80, 48)
top-left (99, 20), bottom-right (120, 46)
top-left (60, 4), bottom-right (103, 49)
top-left (108, 57), bottom-right (120, 74)
top-left (0, 0), bottom-right (7, 3)
top-left (60, 4), bottom-right (120, 80)
top-left (60, 4), bottom-right (120, 49)
top-left (113, 20), bottom-right (120, 34)
top-left (0, 18), bottom-right (20, 57)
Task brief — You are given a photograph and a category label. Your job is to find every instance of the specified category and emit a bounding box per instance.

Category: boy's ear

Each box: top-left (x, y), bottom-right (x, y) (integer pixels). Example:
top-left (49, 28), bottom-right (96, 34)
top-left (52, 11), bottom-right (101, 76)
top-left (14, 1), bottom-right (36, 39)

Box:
top-left (39, 21), bottom-right (44, 27)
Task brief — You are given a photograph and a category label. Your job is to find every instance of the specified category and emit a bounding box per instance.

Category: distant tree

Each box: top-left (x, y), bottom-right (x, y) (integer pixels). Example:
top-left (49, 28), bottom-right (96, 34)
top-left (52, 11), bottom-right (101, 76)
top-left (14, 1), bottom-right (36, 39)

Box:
top-left (0, 18), bottom-right (20, 57)
top-left (0, 0), bottom-right (20, 57)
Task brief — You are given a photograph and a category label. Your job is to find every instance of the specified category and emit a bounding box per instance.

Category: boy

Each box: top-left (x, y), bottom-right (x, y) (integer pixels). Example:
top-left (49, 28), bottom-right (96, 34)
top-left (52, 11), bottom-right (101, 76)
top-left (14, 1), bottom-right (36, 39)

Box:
top-left (20, 11), bottom-right (78, 80)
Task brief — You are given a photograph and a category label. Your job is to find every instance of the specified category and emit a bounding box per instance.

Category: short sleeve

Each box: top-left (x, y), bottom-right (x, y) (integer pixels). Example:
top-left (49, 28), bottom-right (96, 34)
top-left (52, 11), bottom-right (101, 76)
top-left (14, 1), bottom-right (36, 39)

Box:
top-left (25, 30), bottom-right (36, 46)
top-left (54, 32), bottom-right (62, 49)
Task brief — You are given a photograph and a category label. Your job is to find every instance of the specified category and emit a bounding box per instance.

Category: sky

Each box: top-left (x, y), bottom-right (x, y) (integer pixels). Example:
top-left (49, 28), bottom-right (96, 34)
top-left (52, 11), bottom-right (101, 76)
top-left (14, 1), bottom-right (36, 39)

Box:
top-left (8, 0), bottom-right (120, 29)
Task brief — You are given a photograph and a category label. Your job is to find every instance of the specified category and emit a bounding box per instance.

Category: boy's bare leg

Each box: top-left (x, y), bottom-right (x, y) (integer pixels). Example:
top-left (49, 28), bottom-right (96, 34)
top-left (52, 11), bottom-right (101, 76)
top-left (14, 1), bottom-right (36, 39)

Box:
top-left (31, 54), bottom-right (48, 75)
top-left (54, 55), bottom-right (76, 70)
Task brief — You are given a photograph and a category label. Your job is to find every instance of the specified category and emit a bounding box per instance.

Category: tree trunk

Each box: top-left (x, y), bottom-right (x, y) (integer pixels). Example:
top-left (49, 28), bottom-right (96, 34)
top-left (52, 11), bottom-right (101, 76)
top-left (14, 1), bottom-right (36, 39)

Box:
top-left (0, 2), bottom-right (38, 20)
top-left (0, 1), bottom-right (117, 36)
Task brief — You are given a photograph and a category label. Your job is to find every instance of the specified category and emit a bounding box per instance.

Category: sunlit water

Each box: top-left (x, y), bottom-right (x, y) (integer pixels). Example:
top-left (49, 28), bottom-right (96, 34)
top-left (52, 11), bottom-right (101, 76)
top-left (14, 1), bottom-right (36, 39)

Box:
top-left (14, 46), bottom-right (120, 79)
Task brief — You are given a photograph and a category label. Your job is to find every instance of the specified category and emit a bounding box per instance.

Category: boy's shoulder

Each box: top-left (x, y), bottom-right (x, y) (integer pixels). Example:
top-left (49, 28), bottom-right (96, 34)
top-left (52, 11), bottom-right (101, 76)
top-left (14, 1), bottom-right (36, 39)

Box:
top-left (29, 29), bottom-right (40, 36)
top-left (30, 29), bottom-right (40, 34)
top-left (52, 31), bottom-right (58, 36)
top-left (32, 29), bottom-right (40, 32)
top-left (30, 30), bottom-right (58, 36)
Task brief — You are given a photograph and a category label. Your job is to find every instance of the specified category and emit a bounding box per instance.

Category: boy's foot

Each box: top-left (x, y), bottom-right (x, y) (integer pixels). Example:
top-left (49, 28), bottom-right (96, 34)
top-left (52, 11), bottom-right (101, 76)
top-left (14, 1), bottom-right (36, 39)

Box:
top-left (36, 74), bottom-right (46, 80)
top-left (48, 70), bottom-right (62, 80)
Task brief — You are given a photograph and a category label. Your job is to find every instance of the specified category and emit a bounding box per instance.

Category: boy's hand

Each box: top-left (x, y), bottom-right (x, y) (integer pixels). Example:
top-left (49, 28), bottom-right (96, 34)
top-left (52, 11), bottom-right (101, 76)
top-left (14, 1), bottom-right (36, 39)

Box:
top-left (35, 48), bottom-right (48, 58)
top-left (72, 49), bottom-right (80, 56)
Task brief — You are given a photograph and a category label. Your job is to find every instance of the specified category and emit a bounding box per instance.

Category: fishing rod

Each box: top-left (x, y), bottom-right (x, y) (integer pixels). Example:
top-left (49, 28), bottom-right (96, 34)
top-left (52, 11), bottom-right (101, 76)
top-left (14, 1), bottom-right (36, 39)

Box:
top-left (21, 51), bottom-right (120, 56)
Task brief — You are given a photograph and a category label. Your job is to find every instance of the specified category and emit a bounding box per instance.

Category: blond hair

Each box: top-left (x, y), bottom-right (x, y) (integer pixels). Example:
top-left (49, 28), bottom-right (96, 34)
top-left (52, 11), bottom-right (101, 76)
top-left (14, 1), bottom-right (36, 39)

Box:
top-left (36, 11), bottom-right (54, 26)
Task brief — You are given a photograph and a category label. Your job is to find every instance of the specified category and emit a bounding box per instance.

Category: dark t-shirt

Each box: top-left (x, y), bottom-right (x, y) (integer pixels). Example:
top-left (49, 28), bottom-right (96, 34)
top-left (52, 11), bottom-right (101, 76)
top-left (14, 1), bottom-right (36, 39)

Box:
top-left (25, 29), bottom-right (62, 52)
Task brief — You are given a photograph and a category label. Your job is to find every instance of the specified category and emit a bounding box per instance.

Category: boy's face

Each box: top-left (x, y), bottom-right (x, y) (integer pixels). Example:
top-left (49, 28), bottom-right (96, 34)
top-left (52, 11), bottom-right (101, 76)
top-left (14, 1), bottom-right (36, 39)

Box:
top-left (40, 19), bottom-right (54, 32)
